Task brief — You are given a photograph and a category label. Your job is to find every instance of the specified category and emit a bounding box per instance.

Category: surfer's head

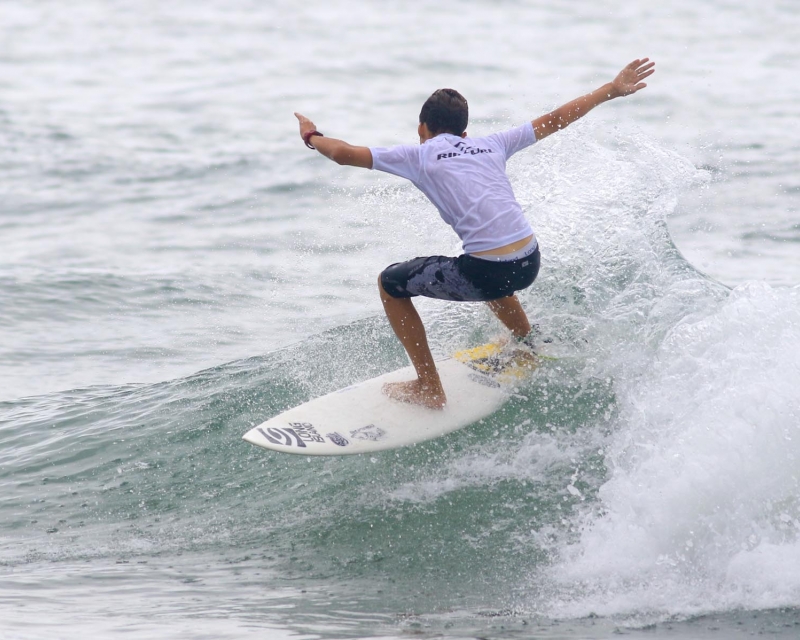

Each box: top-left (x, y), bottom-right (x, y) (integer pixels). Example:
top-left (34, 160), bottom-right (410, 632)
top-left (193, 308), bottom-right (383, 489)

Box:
top-left (419, 89), bottom-right (468, 139)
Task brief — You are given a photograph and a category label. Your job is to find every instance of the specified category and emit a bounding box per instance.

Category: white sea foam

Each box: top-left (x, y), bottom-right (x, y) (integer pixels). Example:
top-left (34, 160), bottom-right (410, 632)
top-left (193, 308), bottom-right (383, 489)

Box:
top-left (549, 282), bottom-right (800, 618)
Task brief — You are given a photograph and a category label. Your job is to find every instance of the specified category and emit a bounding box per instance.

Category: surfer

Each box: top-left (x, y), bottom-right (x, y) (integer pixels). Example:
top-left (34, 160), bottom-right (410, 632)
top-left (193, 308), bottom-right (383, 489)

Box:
top-left (295, 58), bottom-right (654, 409)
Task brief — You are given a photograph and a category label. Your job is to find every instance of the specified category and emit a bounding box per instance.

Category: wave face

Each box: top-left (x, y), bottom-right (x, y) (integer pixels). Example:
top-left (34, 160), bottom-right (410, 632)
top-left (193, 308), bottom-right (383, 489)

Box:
top-left (2, 126), bottom-right (799, 636)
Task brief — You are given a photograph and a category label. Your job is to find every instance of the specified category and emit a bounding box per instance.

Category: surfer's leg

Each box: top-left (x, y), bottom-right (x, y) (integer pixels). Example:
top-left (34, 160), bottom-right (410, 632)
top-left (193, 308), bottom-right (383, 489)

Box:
top-left (378, 276), bottom-right (446, 410)
top-left (486, 295), bottom-right (531, 339)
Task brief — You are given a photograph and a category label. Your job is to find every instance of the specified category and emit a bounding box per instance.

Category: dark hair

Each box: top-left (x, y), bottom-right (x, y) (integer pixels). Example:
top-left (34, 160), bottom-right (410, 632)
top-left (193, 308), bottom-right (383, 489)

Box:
top-left (419, 88), bottom-right (468, 136)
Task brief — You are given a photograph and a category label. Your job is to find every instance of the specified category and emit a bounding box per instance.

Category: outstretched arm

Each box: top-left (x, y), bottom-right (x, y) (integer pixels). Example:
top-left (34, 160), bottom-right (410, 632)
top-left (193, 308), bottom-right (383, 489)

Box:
top-left (294, 113), bottom-right (373, 168)
top-left (532, 58), bottom-right (655, 141)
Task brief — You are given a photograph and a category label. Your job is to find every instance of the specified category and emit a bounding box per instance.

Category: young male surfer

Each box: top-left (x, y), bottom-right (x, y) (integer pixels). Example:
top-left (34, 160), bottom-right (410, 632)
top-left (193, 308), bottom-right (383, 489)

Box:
top-left (295, 58), bottom-right (654, 410)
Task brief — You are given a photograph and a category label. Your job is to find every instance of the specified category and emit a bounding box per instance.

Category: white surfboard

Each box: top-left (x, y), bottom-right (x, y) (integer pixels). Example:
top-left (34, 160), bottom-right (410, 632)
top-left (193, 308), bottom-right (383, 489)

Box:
top-left (242, 343), bottom-right (544, 456)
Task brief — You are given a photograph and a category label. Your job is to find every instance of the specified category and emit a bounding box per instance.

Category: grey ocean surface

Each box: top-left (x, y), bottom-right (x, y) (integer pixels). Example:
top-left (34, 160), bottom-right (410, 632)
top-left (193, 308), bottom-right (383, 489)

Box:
top-left (2, 1), bottom-right (800, 638)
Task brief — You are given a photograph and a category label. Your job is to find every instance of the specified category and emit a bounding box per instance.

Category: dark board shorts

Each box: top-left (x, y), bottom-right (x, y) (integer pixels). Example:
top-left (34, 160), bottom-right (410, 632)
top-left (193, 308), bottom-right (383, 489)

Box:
top-left (380, 246), bottom-right (540, 302)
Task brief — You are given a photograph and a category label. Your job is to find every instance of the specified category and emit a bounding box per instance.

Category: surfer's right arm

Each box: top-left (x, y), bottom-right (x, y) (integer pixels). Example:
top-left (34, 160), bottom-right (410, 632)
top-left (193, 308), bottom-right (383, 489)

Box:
top-left (294, 113), bottom-right (373, 168)
top-left (531, 58), bottom-right (655, 141)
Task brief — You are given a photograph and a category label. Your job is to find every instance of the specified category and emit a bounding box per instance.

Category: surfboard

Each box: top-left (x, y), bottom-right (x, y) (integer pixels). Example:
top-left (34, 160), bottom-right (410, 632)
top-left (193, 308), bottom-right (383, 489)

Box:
top-left (242, 343), bottom-right (546, 456)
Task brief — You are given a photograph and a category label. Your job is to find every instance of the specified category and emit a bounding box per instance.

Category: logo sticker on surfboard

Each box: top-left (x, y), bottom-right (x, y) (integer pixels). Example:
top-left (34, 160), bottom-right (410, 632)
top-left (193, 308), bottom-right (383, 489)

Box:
top-left (257, 422), bottom-right (324, 448)
top-left (326, 432), bottom-right (350, 447)
top-left (468, 372), bottom-right (501, 388)
top-left (349, 424), bottom-right (386, 442)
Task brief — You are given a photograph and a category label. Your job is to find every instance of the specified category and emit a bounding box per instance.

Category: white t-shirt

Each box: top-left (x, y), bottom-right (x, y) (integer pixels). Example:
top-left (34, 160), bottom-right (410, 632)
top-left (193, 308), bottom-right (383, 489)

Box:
top-left (370, 122), bottom-right (537, 253)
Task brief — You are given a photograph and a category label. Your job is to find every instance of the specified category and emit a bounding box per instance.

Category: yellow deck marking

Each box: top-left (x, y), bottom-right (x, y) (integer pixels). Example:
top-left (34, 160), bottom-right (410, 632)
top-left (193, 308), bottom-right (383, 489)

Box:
top-left (453, 342), bottom-right (551, 384)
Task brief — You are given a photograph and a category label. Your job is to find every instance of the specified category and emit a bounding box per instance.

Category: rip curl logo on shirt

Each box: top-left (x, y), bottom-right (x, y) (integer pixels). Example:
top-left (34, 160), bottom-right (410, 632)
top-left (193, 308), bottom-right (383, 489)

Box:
top-left (437, 141), bottom-right (494, 160)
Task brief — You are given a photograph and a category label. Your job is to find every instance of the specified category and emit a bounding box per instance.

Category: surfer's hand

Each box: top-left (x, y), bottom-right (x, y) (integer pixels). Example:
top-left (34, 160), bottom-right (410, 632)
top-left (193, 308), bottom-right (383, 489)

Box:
top-left (294, 112), bottom-right (317, 139)
top-left (610, 58), bottom-right (655, 97)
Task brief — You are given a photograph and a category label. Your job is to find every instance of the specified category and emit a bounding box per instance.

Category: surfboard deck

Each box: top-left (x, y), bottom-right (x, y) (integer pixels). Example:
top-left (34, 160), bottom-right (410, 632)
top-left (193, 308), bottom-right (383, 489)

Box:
top-left (242, 342), bottom-right (544, 456)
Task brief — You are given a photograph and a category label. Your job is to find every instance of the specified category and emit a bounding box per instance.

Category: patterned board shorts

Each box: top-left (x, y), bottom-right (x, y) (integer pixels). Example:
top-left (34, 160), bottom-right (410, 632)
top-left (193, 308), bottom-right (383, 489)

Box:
top-left (380, 247), bottom-right (540, 302)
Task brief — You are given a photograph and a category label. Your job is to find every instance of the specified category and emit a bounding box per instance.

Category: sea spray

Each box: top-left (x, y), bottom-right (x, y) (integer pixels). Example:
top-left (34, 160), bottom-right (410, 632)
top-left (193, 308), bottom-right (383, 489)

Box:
top-left (550, 282), bottom-right (800, 619)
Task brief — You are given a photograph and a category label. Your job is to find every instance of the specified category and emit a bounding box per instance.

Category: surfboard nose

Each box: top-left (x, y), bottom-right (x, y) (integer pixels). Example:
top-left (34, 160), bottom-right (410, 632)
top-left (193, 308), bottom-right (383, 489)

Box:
top-left (242, 428), bottom-right (260, 446)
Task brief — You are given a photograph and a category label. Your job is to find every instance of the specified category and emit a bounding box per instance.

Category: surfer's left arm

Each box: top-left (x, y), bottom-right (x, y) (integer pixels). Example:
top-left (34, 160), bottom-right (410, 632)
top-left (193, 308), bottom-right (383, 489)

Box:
top-left (532, 58), bottom-right (655, 141)
top-left (294, 113), bottom-right (373, 168)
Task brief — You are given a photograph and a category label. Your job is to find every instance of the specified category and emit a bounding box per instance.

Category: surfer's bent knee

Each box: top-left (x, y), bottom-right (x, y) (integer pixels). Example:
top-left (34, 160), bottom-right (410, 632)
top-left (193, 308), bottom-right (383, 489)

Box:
top-left (379, 264), bottom-right (415, 299)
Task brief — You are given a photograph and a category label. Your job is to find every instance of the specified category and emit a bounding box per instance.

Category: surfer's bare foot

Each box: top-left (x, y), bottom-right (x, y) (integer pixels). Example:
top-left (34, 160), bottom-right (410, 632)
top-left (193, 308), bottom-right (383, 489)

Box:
top-left (382, 379), bottom-right (446, 410)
